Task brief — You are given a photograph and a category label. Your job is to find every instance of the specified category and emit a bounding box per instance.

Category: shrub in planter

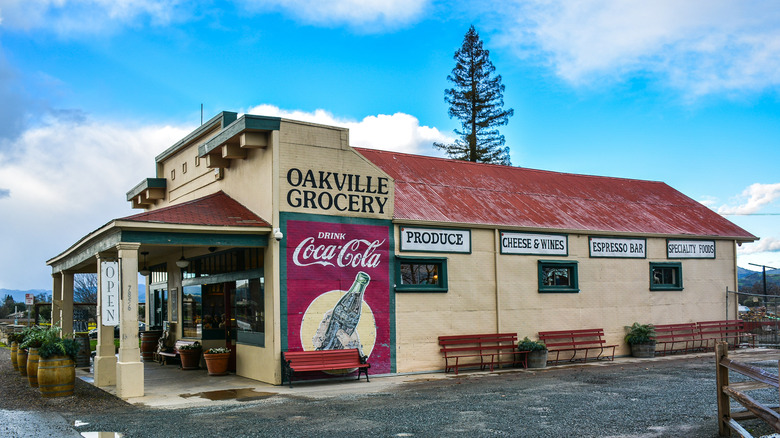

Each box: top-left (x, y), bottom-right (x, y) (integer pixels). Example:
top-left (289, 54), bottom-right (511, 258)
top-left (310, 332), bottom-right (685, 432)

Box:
top-left (203, 347), bottom-right (232, 376)
top-left (625, 323), bottom-right (656, 358)
top-left (38, 336), bottom-right (79, 398)
top-left (518, 337), bottom-right (548, 368)
top-left (178, 341), bottom-right (202, 370)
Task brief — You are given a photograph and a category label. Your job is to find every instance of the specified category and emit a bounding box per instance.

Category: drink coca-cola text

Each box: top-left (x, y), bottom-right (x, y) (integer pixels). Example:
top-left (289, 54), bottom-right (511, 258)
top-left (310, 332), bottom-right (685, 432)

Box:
top-left (292, 236), bottom-right (384, 268)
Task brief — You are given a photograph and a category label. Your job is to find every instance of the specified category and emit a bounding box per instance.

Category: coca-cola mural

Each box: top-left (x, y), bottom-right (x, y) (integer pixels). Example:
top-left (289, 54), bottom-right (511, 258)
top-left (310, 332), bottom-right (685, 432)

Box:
top-left (285, 219), bottom-right (392, 374)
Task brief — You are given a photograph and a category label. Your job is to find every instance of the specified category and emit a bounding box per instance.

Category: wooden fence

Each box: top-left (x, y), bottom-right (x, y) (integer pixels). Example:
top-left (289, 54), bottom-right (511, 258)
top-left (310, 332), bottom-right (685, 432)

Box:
top-left (715, 342), bottom-right (780, 437)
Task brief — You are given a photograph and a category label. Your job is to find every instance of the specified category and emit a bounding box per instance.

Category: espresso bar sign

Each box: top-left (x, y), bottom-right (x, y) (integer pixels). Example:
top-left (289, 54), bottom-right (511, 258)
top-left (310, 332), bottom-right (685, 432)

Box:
top-left (589, 237), bottom-right (646, 258)
top-left (501, 231), bottom-right (568, 256)
top-left (400, 227), bottom-right (471, 253)
top-left (667, 239), bottom-right (716, 259)
top-left (286, 168), bottom-right (390, 214)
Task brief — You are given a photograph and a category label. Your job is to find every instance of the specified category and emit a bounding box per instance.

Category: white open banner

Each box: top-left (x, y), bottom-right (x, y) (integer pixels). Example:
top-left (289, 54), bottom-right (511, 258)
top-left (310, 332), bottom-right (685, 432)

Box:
top-left (100, 260), bottom-right (120, 326)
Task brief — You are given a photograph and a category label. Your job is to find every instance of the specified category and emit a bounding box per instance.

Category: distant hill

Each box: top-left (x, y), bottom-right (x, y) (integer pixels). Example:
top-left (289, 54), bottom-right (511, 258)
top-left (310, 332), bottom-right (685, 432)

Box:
top-left (0, 285), bottom-right (145, 304)
top-left (0, 289), bottom-right (51, 303)
top-left (738, 267), bottom-right (780, 292)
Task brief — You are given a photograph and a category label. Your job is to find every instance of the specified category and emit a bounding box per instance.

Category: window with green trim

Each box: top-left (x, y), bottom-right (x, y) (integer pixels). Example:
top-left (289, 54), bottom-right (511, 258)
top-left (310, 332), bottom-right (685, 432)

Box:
top-left (538, 260), bottom-right (579, 293)
top-left (650, 262), bottom-right (683, 291)
top-left (395, 257), bottom-right (448, 292)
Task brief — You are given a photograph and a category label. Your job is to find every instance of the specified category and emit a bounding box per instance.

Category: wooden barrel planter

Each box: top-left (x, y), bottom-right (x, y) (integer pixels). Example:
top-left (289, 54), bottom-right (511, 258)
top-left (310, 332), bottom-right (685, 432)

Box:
top-left (140, 330), bottom-right (162, 362)
top-left (27, 347), bottom-right (40, 387)
top-left (204, 352), bottom-right (230, 376)
top-left (10, 342), bottom-right (18, 372)
top-left (17, 349), bottom-right (28, 377)
top-left (74, 335), bottom-right (91, 367)
top-left (38, 355), bottom-right (76, 398)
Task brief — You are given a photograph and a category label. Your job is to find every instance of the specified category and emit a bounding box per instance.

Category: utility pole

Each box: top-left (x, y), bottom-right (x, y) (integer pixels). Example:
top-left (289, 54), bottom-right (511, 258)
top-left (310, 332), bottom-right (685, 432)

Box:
top-left (749, 263), bottom-right (779, 297)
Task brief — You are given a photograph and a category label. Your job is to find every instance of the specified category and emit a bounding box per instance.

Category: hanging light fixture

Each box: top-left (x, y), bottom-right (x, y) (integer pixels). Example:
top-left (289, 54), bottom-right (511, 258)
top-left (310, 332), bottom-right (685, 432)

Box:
top-left (176, 247), bottom-right (190, 268)
top-left (139, 251), bottom-right (151, 276)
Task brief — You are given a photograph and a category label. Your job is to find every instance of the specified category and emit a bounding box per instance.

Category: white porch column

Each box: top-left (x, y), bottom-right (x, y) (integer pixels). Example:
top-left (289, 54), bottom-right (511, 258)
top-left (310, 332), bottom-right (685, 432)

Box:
top-left (115, 243), bottom-right (144, 398)
top-left (60, 272), bottom-right (74, 335)
top-left (51, 274), bottom-right (62, 327)
top-left (94, 254), bottom-right (117, 387)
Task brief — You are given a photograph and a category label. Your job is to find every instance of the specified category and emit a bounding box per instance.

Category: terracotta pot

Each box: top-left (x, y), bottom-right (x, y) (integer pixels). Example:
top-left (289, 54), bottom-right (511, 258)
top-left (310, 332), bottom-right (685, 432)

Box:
top-left (204, 352), bottom-right (230, 376)
top-left (38, 355), bottom-right (75, 398)
top-left (179, 349), bottom-right (201, 370)
top-left (27, 347), bottom-right (40, 387)
top-left (10, 342), bottom-right (18, 372)
top-left (17, 348), bottom-right (28, 377)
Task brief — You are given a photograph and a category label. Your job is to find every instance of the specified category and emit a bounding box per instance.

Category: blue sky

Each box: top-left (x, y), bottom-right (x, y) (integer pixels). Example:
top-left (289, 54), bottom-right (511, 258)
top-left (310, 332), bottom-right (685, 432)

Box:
top-left (1, 0), bottom-right (779, 290)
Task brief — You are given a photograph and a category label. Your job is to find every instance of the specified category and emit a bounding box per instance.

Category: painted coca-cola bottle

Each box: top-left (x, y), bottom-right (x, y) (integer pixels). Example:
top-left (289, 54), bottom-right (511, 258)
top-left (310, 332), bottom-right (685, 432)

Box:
top-left (313, 271), bottom-right (370, 351)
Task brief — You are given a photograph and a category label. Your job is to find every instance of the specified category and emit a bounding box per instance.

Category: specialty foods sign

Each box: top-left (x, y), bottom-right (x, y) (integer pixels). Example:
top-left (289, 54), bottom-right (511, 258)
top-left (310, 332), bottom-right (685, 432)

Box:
top-left (500, 231), bottom-right (568, 256)
top-left (400, 227), bottom-right (471, 253)
top-left (589, 237), bottom-right (646, 258)
top-left (667, 240), bottom-right (716, 259)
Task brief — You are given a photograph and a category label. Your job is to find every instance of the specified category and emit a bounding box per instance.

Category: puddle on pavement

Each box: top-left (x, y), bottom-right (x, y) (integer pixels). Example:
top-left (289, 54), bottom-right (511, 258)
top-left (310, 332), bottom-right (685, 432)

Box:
top-left (180, 387), bottom-right (277, 401)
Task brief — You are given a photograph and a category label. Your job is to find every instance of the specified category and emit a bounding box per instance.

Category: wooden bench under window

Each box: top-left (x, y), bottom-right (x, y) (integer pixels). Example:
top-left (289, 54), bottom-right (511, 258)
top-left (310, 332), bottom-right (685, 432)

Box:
top-left (157, 340), bottom-right (199, 367)
top-left (281, 348), bottom-right (370, 388)
top-left (538, 328), bottom-right (616, 365)
top-left (653, 323), bottom-right (707, 356)
top-left (438, 333), bottom-right (523, 374)
top-left (697, 320), bottom-right (756, 349)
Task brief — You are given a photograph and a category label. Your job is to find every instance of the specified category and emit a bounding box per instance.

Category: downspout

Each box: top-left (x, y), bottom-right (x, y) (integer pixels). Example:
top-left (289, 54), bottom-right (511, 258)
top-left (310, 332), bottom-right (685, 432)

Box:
top-left (495, 228), bottom-right (501, 332)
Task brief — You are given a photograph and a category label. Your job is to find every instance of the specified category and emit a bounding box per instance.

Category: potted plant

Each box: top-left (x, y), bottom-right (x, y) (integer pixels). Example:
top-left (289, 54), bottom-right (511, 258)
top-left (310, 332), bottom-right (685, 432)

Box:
top-left (203, 347), bottom-right (231, 376)
top-left (518, 337), bottom-right (548, 368)
top-left (178, 341), bottom-right (202, 370)
top-left (625, 322), bottom-right (656, 358)
top-left (38, 328), bottom-right (79, 398)
top-left (20, 326), bottom-right (47, 387)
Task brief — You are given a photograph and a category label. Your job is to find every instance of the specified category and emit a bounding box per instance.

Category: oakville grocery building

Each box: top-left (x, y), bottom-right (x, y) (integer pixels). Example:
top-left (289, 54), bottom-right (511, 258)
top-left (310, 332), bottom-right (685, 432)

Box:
top-left (47, 112), bottom-right (756, 397)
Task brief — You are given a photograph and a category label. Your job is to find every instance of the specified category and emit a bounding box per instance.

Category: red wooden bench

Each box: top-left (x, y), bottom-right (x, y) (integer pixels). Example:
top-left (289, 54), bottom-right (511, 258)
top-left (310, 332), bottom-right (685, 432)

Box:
top-left (538, 328), bottom-right (617, 365)
top-left (281, 349), bottom-right (370, 388)
top-left (438, 333), bottom-right (524, 374)
top-left (653, 323), bottom-right (707, 356)
top-left (697, 320), bottom-right (757, 349)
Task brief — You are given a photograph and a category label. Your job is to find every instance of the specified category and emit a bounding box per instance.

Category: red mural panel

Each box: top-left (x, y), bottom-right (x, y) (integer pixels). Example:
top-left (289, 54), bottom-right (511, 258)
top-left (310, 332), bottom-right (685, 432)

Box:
top-left (286, 219), bottom-right (391, 374)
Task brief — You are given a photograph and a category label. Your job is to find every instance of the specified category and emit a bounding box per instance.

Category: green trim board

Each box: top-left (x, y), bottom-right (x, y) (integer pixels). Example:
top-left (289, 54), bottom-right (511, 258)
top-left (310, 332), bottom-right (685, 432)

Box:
top-left (126, 178), bottom-right (167, 201)
top-left (398, 225), bottom-right (471, 254)
top-left (279, 211), bottom-right (396, 373)
top-left (537, 260), bottom-right (580, 293)
top-left (120, 230), bottom-right (268, 247)
top-left (200, 114), bottom-right (282, 157)
top-left (156, 111), bottom-right (238, 162)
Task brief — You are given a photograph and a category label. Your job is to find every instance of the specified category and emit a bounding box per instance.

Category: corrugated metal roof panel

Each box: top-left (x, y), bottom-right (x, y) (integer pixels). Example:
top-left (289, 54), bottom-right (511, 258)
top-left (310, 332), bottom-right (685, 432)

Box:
top-left (355, 148), bottom-right (756, 240)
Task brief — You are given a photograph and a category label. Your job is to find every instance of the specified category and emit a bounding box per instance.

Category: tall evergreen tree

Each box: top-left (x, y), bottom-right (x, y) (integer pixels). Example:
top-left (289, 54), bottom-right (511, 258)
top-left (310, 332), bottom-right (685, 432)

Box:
top-left (435, 25), bottom-right (514, 165)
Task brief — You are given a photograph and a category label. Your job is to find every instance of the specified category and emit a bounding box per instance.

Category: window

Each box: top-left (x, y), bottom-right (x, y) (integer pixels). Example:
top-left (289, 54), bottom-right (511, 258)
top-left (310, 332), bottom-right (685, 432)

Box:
top-left (538, 260), bottom-right (579, 293)
top-left (236, 278), bottom-right (265, 346)
top-left (650, 262), bottom-right (683, 291)
top-left (182, 285), bottom-right (202, 338)
top-left (395, 257), bottom-right (448, 292)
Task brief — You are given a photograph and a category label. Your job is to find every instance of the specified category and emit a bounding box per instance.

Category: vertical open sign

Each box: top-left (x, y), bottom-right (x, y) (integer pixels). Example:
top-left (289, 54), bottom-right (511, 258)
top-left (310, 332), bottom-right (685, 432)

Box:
top-left (101, 260), bottom-right (120, 326)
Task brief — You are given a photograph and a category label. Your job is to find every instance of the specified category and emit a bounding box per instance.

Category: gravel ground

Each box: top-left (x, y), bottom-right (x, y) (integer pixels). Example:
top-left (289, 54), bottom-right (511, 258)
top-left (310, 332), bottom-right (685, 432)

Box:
top-left (2, 346), bottom-right (779, 438)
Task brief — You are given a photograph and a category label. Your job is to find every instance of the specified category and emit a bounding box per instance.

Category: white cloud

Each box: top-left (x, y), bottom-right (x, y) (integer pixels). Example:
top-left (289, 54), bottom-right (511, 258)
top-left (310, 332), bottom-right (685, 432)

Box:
top-left (240, 0), bottom-right (429, 32)
top-left (0, 115), bottom-right (189, 289)
top-left (717, 183), bottom-right (780, 215)
top-left (0, 0), bottom-right (186, 35)
top-left (738, 237), bottom-right (780, 255)
top-left (246, 104), bottom-right (451, 156)
top-left (496, 0), bottom-right (780, 96)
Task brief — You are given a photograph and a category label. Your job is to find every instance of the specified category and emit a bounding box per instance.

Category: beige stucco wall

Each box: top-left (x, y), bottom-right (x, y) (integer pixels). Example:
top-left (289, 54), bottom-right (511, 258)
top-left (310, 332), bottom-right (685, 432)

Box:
top-left (394, 227), bottom-right (738, 373)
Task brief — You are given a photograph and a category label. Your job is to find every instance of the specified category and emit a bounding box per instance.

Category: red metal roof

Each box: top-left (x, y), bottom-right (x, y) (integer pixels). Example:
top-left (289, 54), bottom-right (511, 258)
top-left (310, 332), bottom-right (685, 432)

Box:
top-left (121, 191), bottom-right (270, 227)
top-left (356, 148), bottom-right (756, 240)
